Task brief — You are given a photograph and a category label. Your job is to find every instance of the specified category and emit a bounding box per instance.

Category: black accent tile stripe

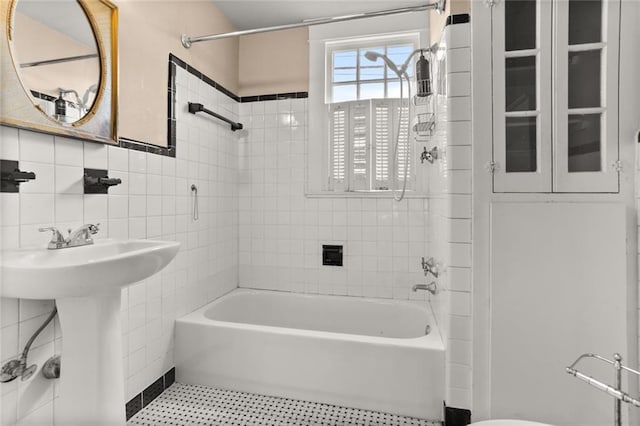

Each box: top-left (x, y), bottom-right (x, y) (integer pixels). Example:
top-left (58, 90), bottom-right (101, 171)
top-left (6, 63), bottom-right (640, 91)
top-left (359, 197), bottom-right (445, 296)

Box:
top-left (168, 53), bottom-right (308, 104)
top-left (30, 90), bottom-right (57, 102)
top-left (125, 367), bottom-right (176, 421)
top-left (118, 137), bottom-right (175, 157)
top-left (239, 91), bottom-right (309, 103)
top-left (445, 13), bottom-right (470, 26)
top-left (119, 54), bottom-right (310, 159)
top-left (241, 95), bottom-right (260, 103)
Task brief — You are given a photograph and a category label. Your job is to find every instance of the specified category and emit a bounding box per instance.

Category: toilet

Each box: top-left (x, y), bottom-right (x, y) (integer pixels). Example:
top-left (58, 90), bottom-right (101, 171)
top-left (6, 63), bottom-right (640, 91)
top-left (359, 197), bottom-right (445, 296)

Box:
top-left (470, 421), bottom-right (554, 426)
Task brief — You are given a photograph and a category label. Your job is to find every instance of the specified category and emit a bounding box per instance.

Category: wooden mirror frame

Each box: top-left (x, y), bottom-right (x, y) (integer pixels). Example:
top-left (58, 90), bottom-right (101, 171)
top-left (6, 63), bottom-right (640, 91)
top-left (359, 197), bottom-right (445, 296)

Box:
top-left (0, 0), bottom-right (118, 145)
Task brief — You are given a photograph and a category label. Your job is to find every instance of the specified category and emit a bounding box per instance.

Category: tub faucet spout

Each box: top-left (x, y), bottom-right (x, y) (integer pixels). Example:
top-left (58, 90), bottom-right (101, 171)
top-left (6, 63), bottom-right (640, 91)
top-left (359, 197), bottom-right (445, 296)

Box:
top-left (412, 282), bottom-right (438, 295)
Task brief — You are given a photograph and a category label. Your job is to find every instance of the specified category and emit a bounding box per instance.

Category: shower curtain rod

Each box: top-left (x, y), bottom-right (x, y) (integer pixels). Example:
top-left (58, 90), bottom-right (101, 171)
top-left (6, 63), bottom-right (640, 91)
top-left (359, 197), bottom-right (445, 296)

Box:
top-left (181, 0), bottom-right (446, 48)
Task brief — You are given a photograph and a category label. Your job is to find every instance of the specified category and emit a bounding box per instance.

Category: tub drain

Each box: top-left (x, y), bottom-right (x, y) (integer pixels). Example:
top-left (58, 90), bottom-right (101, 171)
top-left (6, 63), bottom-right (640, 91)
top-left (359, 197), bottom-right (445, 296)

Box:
top-left (425, 325), bottom-right (431, 335)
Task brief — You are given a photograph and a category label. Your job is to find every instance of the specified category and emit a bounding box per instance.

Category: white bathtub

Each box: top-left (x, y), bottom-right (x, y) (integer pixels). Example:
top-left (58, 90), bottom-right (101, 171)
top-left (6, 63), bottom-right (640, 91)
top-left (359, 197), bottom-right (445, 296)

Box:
top-left (175, 288), bottom-right (445, 420)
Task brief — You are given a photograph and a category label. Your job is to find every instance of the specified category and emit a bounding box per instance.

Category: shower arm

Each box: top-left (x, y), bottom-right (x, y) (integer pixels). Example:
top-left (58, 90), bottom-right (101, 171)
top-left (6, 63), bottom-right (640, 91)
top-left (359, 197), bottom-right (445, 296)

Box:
top-left (181, 1), bottom-right (446, 48)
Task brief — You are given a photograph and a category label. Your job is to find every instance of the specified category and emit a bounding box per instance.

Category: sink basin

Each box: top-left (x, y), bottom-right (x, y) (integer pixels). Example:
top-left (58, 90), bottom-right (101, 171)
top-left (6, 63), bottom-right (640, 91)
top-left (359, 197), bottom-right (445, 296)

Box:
top-left (1, 238), bottom-right (180, 299)
top-left (0, 238), bottom-right (180, 425)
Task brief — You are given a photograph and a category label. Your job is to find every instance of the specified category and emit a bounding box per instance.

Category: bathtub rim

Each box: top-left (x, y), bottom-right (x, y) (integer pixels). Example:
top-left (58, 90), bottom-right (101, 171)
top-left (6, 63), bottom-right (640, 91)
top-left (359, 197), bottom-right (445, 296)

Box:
top-left (177, 288), bottom-right (445, 350)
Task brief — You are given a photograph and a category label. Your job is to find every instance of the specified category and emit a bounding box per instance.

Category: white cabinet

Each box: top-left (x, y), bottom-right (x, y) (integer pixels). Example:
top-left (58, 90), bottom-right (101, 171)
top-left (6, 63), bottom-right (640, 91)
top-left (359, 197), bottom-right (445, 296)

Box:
top-left (491, 0), bottom-right (620, 193)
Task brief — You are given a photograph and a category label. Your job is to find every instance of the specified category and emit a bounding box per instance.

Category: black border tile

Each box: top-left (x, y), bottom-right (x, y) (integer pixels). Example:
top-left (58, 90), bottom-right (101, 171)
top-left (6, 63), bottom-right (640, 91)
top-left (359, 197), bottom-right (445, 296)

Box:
top-left (125, 394), bottom-right (142, 421)
top-left (241, 95), bottom-right (260, 103)
top-left (186, 64), bottom-right (202, 80)
top-left (125, 368), bottom-right (175, 420)
top-left (142, 377), bottom-right (165, 407)
top-left (445, 13), bottom-right (470, 26)
top-left (444, 404), bottom-right (471, 426)
top-left (164, 367), bottom-right (175, 389)
top-left (169, 53), bottom-right (186, 69)
top-left (30, 90), bottom-right (57, 102)
top-left (203, 74), bottom-right (217, 89)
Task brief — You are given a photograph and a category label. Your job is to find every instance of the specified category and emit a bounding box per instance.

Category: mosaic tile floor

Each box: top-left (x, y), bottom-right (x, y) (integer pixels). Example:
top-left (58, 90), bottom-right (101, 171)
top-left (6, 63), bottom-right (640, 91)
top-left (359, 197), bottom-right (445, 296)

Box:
top-left (128, 383), bottom-right (441, 426)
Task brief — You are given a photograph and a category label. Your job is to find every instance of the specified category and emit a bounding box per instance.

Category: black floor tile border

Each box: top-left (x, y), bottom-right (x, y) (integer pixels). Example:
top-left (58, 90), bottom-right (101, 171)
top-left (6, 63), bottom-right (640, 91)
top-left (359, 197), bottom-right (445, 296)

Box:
top-left (126, 367), bottom-right (176, 421)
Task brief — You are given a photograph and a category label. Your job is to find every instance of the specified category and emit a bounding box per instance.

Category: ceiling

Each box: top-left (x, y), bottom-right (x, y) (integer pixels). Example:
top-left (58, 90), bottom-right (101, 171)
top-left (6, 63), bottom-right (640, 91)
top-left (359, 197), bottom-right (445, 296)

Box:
top-left (211, 0), bottom-right (429, 31)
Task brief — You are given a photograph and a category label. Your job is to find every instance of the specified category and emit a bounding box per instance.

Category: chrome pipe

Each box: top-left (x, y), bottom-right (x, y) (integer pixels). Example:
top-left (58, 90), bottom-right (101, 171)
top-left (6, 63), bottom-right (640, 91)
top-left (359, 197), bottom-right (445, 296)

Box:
top-left (614, 353), bottom-right (622, 426)
top-left (0, 307), bottom-right (58, 382)
top-left (181, 0), bottom-right (446, 48)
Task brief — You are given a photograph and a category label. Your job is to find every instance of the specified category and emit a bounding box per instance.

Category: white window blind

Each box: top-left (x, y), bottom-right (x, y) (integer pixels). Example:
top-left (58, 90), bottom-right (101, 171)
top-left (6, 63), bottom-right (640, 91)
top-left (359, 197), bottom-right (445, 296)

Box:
top-left (329, 104), bottom-right (347, 190)
top-left (395, 103), bottom-right (410, 182)
top-left (374, 102), bottom-right (392, 190)
top-left (329, 99), bottom-right (412, 192)
top-left (349, 102), bottom-right (370, 190)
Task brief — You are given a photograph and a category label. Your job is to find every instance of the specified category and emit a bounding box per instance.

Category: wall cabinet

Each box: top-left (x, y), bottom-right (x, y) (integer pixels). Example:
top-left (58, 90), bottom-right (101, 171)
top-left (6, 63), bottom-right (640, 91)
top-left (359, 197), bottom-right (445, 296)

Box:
top-left (491, 0), bottom-right (620, 193)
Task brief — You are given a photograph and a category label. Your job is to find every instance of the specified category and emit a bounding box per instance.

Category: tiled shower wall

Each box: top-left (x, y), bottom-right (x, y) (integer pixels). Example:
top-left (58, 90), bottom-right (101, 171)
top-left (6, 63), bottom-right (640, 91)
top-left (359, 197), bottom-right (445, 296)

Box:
top-left (0, 64), bottom-right (239, 424)
top-left (237, 98), bottom-right (431, 301)
top-left (428, 22), bottom-right (473, 410)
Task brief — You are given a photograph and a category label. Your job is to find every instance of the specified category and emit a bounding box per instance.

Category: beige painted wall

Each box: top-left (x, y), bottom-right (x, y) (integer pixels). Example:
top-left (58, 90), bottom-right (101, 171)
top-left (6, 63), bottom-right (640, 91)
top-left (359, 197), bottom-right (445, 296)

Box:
top-left (116, 0), bottom-right (238, 147)
top-left (430, 0), bottom-right (470, 43)
top-left (238, 27), bottom-right (309, 96)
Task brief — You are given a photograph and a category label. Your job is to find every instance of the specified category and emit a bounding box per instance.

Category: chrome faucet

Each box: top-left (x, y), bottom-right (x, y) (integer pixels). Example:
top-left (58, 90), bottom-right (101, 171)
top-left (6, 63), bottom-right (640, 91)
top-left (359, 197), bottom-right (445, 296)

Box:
top-left (38, 227), bottom-right (67, 249)
top-left (67, 223), bottom-right (100, 246)
top-left (421, 256), bottom-right (439, 278)
top-left (39, 223), bottom-right (100, 249)
top-left (412, 282), bottom-right (438, 295)
top-left (420, 146), bottom-right (438, 164)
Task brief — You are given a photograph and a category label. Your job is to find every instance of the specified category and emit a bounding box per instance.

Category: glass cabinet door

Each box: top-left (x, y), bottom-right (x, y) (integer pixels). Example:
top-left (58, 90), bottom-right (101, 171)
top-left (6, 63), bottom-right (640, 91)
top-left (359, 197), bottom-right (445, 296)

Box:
top-left (554, 0), bottom-right (620, 192)
top-left (491, 0), bottom-right (620, 193)
top-left (492, 0), bottom-right (553, 192)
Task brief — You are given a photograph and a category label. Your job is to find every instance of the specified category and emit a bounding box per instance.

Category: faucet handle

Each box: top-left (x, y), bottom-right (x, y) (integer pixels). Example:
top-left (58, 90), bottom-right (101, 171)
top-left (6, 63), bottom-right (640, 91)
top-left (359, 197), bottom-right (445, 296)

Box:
top-left (39, 227), bottom-right (66, 249)
top-left (38, 227), bottom-right (65, 242)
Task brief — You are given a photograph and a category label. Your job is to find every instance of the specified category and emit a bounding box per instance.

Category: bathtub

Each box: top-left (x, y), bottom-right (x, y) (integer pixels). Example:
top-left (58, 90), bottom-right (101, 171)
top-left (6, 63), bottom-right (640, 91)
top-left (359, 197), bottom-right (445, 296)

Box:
top-left (175, 288), bottom-right (445, 420)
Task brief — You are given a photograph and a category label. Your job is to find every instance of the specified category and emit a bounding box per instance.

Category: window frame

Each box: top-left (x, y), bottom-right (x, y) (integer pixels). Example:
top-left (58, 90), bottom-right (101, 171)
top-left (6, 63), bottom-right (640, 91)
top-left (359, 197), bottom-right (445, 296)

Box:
top-left (325, 35), bottom-right (419, 104)
top-left (306, 12), bottom-right (428, 197)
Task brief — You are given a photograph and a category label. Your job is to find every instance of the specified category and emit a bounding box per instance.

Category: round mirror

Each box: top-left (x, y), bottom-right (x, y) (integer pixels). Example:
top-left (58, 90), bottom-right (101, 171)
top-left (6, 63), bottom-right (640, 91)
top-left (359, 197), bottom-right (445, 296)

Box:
top-left (10, 0), bottom-right (101, 125)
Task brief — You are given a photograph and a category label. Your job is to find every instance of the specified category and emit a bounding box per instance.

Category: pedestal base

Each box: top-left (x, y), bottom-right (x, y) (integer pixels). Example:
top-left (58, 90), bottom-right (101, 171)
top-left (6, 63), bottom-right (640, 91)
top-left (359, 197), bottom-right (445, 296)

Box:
top-left (55, 289), bottom-right (125, 425)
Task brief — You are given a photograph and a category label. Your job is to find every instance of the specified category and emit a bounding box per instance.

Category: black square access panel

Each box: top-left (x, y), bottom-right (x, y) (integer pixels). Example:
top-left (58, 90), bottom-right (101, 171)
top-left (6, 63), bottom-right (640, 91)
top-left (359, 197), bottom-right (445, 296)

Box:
top-left (322, 245), bottom-right (343, 266)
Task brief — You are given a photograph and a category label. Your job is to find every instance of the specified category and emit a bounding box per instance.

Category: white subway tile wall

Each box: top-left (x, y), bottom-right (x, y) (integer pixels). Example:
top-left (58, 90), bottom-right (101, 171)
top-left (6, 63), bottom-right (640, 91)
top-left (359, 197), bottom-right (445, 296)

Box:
top-left (0, 66), bottom-right (239, 424)
top-left (428, 23), bottom-right (473, 410)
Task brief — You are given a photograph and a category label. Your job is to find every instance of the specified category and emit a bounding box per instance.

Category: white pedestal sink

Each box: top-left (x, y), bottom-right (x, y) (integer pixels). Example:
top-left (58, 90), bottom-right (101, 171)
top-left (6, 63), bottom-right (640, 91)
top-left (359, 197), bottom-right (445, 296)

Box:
top-left (1, 239), bottom-right (180, 425)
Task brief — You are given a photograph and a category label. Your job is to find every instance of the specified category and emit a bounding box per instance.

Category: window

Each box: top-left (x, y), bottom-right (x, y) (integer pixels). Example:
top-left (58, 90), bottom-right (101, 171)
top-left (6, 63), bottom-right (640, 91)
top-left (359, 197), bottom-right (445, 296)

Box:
top-left (325, 35), bottom-right (417, 192)
top-left (326, 38), bottom-right (417, 103)
top-left (307, 13), bottom-right (428, 196)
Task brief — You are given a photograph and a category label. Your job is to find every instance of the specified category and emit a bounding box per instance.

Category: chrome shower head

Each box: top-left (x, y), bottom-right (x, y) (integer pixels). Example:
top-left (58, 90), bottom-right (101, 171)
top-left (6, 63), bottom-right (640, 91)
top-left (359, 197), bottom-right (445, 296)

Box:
top-left (363, 51), bottom-right (402, 77)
